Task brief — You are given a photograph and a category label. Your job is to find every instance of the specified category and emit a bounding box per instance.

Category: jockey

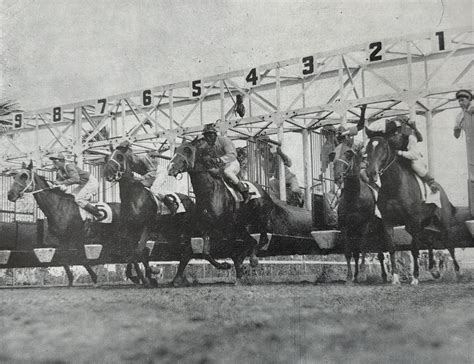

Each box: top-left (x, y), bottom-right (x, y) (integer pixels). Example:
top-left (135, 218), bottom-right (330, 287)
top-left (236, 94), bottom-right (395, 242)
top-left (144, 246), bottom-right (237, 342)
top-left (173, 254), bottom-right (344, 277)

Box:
top-left (333, 105), bottom-right (369, 182)
top-left (259, 136), bottom-right (302, 206)
top-left (200, 123), bottom-right (250, 202)
top-left (116, 141), bottom-right (179, 215)
top-left (366, 116), bottom-right (439, 192)
top-left (49, 152), bottom-right (103, 219)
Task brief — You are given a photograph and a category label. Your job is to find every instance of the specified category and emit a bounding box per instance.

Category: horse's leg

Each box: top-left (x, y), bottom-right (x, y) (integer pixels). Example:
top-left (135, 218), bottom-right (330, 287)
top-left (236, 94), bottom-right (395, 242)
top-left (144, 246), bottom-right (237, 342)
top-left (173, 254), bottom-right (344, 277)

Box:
top-left (447, 247), bottom-right (461, 281)
top-left (171, 238), bottom-right (193, 287)
top-left (378, 252), bottom-right (388, 283)
top-left (232, 253), bottom-right (246, 285)
top-left (135, 227), bottom-right (153, 287)
top-left (383, 225), bottom-right (399, 285)
top-left (126, 263), bottom-right (140, 285)
top-left (342, 229), bottom-right (353, 284)
top-left (428, 243), bottom-right (441, 279)
top-left (405, 224), bottom-right (422, 286)
top-left (133, 262), bottom-right (151, 287)
top-left (64, 265), bottom-right (74, 287)
top-left (84, 264), bottom-right (98, 286)
top-left (353, 250), bottom-right (360, 283)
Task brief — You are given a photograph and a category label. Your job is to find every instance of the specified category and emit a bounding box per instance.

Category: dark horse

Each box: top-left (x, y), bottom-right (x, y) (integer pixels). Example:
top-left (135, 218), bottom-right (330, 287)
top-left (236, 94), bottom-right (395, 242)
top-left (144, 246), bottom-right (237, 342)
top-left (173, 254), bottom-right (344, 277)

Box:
top-left (103, 144), bottom-right (232, 287)
top-left (330, 142), bottom-right (387, 283)
top-left (365, 134), bottom-right (460, 284)
top-left (167, 138), bottom-right (274, 281)
top-left (7, 161), bottom-right (120, 286)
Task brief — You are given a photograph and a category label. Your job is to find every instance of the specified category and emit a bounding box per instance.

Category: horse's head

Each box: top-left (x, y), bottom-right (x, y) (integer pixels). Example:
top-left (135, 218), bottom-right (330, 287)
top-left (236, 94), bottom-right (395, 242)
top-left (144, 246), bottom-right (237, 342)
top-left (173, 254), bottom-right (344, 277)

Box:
top-left (329, 142), bottom-right (359, 187)
top-left (365, 136), bottom-right (395, 183)
top-left (104, 141), bottom-right (133, 182)
top-left (167, 141), bottom-right (196, 177)
top-left (7, 161), bottom-right (36, 202)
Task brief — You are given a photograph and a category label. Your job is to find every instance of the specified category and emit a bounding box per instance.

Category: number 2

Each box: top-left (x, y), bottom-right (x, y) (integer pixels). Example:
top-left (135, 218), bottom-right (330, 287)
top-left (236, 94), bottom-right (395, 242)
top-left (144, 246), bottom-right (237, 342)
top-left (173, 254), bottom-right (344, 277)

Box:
top-left (368, 42), bottom-right (383, 62)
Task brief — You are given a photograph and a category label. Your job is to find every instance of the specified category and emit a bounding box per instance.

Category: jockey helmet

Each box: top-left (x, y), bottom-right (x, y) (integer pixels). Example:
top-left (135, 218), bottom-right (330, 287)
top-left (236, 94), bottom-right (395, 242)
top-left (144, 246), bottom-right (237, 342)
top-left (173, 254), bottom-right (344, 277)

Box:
top-left (455, 89), bottom-right (472, 101)
top-left (203, 124), bottom-right (218, 135)
top-left (49, 152), bottom-right (66, 161)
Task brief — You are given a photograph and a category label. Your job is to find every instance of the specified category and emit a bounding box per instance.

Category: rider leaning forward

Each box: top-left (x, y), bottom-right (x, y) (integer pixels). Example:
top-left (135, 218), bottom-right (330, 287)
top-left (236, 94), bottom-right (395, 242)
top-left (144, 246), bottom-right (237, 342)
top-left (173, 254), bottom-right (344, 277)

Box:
top-left (366, 115), bottom-right (439, 193)
top-left (200, 123), bottom-right (250, 203)
top-left (115, 140), bottom-right (180, 215)
top-left (49, 152), bottom-right (104, 219)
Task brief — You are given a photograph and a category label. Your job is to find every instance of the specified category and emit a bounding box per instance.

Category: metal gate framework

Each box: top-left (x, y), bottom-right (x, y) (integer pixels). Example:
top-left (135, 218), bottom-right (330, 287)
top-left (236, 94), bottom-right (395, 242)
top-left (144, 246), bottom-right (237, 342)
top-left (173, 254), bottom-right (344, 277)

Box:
top-left (1, 26), bottom-right (473, 211)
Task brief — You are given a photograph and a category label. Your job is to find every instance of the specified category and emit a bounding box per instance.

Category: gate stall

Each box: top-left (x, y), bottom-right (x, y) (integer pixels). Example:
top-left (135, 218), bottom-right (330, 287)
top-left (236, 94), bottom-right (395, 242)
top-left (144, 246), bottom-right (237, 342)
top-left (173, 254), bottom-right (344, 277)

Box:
top-left (1, 27), bottom-right (473, 268)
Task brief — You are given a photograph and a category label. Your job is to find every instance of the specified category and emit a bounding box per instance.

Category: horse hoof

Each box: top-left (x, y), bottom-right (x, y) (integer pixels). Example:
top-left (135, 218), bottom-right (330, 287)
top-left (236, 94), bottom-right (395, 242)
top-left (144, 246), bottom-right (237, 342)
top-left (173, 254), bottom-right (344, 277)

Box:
top-left (249, 256), bottom-right (259, 268)
top-left (456, 271), bottom-right (462, 282)
top-left (430, 269), bottom-right (441, 279)
top-left (128, 277), bottom-right (140, 286)
top-left (392, 274), bottom-right (401, 285)
top-left (92, 282), bottom-right (100, 288)
top-left (410, 278), bottom-right (419, 286)
top-left (172, 276), bottom-right (191, 288)
top-left (149, 278), bottom-right (159, 287)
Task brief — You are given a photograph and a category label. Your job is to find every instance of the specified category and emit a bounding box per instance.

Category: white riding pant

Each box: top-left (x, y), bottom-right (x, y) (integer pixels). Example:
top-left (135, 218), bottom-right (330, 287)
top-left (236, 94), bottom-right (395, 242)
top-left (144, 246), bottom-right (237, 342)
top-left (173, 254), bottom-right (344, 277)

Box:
top-left (223, 160), bottom-right (241, 185)
top-left (71, 175), bottom-right (99, 208)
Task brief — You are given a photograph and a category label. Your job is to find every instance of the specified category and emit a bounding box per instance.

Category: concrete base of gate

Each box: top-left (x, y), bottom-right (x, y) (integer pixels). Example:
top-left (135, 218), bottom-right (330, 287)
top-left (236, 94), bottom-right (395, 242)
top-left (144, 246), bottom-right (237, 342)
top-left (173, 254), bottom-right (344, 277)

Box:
top-left (311, 230), bottom-right (339, 249)
top-left (84, 244), bottom-right (103, 260)
top-left (0, 250), bottom-right (11, 265)
top-left (393, 226), bottom-right (412, 245)
top-left (146, 241), bottom-right (155, 256)
top-left (33, 248), bottom-right (56, 263)
top-left (465, 220), bottom-right (474, 237)
top-left (191, 237), bottom-right (204, 254)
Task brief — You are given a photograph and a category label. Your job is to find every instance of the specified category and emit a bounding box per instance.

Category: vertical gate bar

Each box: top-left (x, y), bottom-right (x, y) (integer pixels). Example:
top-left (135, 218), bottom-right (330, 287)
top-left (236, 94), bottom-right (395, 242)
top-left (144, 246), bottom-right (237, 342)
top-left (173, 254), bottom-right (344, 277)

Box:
top-left (276, 67), bottom-right (286, 202)
top-left (302, 129), bottom-right (312, 210)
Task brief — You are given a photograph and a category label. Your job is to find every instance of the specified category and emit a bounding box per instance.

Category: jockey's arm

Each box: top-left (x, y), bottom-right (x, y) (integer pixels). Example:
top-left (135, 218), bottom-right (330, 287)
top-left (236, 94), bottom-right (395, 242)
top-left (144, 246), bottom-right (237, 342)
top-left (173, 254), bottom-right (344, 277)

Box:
top-left (397, 134), bottom-right (420, 160)
top-left (217, 137), bottom-right (238, 164)
top-left (276, 147), bottom-right (292, 167)
top-left (55, 164), bottom-right (81, 185)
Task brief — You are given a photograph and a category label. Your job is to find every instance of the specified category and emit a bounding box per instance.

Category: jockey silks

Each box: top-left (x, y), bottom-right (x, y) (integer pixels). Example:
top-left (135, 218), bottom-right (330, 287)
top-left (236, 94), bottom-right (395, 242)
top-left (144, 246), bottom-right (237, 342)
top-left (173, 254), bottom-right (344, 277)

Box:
top-left (55, 163), bottom-right (90, 186)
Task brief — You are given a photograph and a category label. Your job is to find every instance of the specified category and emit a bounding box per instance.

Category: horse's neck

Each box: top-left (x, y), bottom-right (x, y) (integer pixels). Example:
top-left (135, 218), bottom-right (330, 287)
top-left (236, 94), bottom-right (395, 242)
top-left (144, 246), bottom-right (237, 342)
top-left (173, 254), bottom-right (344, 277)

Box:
top-left (127, 153), bottom-right (149, 175)
top-left (343, 156), bottom-right (362, 195)
top-left (189, 171), bottom-right (227, 209)
top-left (33, 175), bottom-right (79, 232)
top-left (380, 159), bottom-right (406, 196)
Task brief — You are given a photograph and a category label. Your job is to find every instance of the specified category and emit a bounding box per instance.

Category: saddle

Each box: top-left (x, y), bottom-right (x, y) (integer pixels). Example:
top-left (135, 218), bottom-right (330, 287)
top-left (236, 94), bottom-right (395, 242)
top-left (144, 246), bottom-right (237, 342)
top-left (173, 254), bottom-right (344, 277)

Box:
top-left (222, 180), bottom-right (261, 203)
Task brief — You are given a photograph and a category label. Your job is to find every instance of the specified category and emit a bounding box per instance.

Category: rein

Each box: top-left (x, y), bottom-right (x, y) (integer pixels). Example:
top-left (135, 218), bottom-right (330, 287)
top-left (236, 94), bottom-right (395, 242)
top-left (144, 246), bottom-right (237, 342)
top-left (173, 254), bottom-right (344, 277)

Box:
top-left (377, 143), bottom-right (397, 177)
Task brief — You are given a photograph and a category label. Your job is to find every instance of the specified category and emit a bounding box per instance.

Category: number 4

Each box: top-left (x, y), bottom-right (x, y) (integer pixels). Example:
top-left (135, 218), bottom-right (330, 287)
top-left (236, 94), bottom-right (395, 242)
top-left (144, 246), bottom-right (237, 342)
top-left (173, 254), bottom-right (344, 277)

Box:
top-left (245, 68), bottom-right (260, 86)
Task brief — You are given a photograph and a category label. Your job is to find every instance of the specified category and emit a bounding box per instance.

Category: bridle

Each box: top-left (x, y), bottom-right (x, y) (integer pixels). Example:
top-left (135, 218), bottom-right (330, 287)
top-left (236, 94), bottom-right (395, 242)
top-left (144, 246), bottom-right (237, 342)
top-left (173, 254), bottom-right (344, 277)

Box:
top-left (335, 157), bottom-right (353, 179)
top-left (370, 137), bottom-right (397, 178)
top-left (109, 149), bottom-right (128, 181)
top-left (12, 170), bottom-right (54, 197)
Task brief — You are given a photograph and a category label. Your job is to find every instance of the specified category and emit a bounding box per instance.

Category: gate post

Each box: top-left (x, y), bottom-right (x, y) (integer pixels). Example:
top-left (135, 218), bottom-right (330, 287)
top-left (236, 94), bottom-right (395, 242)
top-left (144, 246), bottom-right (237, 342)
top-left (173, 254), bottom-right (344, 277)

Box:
top-left (302, 129), bottom-right (312, 210)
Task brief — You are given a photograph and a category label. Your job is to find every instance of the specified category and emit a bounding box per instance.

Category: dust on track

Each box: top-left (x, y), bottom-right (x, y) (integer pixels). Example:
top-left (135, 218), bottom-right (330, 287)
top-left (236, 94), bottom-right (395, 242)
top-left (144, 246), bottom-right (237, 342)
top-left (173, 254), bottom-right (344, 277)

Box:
top-left (1, 281), bottom-right (473, 363)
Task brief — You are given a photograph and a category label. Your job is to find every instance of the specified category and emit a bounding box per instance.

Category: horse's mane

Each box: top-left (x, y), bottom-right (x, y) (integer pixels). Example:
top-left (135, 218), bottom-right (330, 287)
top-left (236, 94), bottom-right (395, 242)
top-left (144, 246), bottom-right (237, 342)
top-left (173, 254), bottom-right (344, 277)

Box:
top-left (35, 173), bottom-right (75, 200)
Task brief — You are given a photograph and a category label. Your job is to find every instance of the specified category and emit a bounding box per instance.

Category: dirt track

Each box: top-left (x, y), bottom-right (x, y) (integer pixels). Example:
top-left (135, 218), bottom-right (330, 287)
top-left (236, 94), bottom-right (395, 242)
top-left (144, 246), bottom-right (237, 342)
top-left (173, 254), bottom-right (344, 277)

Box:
top-left (1, 281), bottom-right (473, 363)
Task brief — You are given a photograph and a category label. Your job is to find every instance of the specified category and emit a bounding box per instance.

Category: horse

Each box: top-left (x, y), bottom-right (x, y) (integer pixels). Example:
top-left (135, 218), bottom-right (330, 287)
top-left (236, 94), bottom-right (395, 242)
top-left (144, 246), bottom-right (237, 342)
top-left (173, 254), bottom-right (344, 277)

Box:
top-left (330, 142), bottom-right (387, 283)
top-left (365, 133), bottom-right (460, 284)
top-left (103, 144), bottom-right (232, 287)
top-left (167, 138), bottom-right (275, 281)
top-left (7, 161), bottom-right (120, 286)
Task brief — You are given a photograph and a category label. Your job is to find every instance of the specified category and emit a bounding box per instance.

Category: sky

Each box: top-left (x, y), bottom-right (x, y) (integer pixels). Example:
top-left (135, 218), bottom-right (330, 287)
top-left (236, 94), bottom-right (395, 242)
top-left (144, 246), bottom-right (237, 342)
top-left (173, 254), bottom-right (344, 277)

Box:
top-left (1, 0), bottom-right (473, 204)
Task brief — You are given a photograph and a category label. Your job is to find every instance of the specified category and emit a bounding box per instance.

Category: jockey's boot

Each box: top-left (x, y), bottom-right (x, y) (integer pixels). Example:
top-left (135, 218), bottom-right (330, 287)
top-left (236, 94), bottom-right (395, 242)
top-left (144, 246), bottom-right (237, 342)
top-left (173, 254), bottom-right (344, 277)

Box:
top-left (237, 181), bottom-right (250, 204)
top-left (421, 173), bottom-right (439, 193)
top-left (83, 203), bottom-right (105, 221)
top-left (163, 194), bottom-right (179, 215)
